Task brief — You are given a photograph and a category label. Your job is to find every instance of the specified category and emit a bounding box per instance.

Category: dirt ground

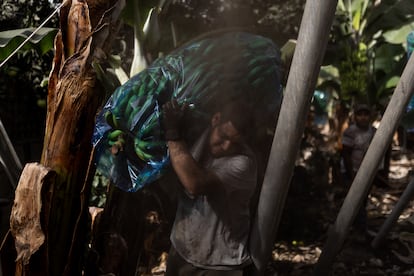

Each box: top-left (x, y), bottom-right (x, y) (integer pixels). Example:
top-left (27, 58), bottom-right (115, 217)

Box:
top-left (266, 148), bottom-right (414, 276)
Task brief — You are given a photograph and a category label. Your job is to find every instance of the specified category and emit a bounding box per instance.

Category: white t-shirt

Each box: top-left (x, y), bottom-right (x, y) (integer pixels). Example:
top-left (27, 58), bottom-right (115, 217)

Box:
top-left (170, 129), bottom-right (257, 270)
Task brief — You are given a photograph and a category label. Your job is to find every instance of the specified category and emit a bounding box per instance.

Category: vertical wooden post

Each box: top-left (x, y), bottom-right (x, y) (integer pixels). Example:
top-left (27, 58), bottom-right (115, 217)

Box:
top-left (314, 54), bottom-right (414, 275)
top-left (249, 0), bottom-right (338, 274)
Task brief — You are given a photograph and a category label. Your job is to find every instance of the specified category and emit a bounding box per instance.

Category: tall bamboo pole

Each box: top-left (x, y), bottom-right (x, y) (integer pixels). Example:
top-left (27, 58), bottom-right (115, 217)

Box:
top-left (249, 0), bottom-right (338, 274)
top-left (314, 53), bottom-right (414, 275)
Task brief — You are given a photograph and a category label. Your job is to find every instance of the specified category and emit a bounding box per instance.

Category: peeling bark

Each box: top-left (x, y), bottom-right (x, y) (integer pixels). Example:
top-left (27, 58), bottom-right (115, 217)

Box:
top-left (10, 163), bottom-right (54, 266)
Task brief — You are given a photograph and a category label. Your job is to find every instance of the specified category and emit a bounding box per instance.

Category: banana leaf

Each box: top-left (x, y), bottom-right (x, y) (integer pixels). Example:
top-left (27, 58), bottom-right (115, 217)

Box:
top-left (374, 43), bottom-right (405, 74)
top-left (365, 0), bottom-right (414, 38)
top-left (0, 27), bottom-right (58, 61)
top-left (383, 24), bottom-right (414, 45)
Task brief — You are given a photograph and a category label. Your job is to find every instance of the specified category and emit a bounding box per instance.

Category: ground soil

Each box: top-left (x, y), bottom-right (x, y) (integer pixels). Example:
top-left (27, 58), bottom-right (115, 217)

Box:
top-left (266, 148), bottom-right (414, 276)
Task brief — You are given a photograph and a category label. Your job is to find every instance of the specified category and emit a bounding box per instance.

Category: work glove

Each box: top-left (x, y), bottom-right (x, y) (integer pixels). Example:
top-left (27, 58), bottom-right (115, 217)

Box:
top-left (162, 99), bottom-right (188, 141)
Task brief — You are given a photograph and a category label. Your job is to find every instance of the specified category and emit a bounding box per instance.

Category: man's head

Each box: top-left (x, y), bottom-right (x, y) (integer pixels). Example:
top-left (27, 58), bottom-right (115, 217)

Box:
top-left (354, 104), bottom-right (371, 129)
top-left (208, 100), bottom-right (253, 157)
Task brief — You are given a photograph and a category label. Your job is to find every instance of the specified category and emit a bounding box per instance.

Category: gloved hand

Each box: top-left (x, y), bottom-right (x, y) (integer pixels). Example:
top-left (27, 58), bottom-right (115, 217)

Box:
top-left (162, 99), bottom-right (188, 141)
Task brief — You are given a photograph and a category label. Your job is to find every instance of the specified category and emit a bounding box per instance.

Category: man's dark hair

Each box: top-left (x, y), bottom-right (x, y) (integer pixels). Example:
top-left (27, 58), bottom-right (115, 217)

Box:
top-left (219, 99), bottom-right (254, 138)
top-left (354, 103), bottom-right (371, 114)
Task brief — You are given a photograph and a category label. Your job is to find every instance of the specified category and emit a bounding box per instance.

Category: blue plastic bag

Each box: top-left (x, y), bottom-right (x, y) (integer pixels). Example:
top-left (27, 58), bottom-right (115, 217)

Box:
top-left (92, 31), bottom-right (282, 192)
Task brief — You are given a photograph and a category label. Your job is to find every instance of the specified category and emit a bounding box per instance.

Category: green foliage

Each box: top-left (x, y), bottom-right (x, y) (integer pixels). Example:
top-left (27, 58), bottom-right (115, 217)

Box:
top-left (0, 28), bottom-right (58, 61)
top-left (122, 0), bottom-right (162, 27)
top-left (0, 0), bottom-right (59, 110)
top-left (383, 24), bottom-right (414, 45)
top-left (365, 0), bottom-right (414, 39)
top-left (0, 0), bottom-right (58, 31)
top-left (321, 0), bottom-right (414, 110)
top-left (0, 0), bottom-right (60, 179)
top-left (90, 172), bottom-right (108, 207)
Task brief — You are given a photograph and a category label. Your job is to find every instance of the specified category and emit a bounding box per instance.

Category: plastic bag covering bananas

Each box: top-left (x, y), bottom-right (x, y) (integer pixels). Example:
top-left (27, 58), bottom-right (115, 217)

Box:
top-left (92, 31), bottom-right (282, 192)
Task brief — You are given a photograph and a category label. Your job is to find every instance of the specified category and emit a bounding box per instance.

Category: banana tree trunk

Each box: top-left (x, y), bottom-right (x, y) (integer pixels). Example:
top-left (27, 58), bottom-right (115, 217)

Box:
top-left (10, 0), bottom-right (124, 275)
top-left (249, 0), bottom-right (338, 274)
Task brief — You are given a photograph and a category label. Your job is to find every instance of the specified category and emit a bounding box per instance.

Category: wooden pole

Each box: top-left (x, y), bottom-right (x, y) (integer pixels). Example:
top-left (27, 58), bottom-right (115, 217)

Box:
top-left (371, 177), bottom-right (414, 249)
top-left (249, 0), bottom-right (338, 274)
top-left (314, 53), bottom-right (414, 275)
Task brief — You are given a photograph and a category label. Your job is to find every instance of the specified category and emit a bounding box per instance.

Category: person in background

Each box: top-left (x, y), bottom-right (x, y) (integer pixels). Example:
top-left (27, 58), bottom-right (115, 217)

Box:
top-left (342, 104), bottom-right (377, 182)
top-left (162, 99), bottom-right (257, 276)
top-left (341, 103), bottom-right (389, 238)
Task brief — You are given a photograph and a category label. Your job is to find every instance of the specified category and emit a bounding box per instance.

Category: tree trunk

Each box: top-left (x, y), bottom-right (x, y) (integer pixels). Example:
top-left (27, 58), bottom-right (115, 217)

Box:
top-left (11, 0), bottom-right (125, 275)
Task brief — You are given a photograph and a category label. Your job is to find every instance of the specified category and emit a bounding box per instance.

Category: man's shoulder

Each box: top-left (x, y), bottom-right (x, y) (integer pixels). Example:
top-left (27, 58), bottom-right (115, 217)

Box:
top-left (219, 145), bottom-right (256, 166)
top-left (211, 150), bottom-right (257, 185)
top-left (226, 153), bottom-right (255, 169)
top-left (344, 124), bottom-right (375, 136)
top-left (344, 124), bottom-right (359, 134)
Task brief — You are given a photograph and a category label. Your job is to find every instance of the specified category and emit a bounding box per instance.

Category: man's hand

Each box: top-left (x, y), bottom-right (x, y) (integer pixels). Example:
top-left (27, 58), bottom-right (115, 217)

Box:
top-left (162, 100), bottom-right (219, 195)
top-left (162, 100), bottom-right (187, 141)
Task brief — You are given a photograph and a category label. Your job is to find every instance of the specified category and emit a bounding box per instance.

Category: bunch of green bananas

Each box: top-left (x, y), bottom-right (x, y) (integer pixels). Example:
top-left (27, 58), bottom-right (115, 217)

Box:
top-left (339, 43), bottom-right (368, 100)
top-left (93, 31), bottom-right (282, 192)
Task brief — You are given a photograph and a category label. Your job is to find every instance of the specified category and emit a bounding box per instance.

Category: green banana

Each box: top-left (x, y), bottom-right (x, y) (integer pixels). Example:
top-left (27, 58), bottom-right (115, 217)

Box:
top-left (127, 97), bottom-right (154, 127)
top-left (248, 56), bottom-right (270, 68)
top-left (153, 78), bottom-right (168, 96)
top-left (104, 111), bottom-right (119, 128)
top-left (134, 140), bottom-right (153, 161)
top-left (202, 41), bottom-right (216, 56)
top-left (138, 79), bottom-right (147, 97)
top-left (115, 94), bottom-right (130, 115)
top-left (124, 94), bottom-right (138, 120)
top-left (107, 129), bottom-right (124, 140)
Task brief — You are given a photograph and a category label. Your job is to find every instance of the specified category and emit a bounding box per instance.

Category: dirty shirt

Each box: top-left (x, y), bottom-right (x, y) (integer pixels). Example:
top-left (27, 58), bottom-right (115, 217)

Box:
top-left (342, 124), bottom-right (377, 172)
top-left (170, 129), bottom-right (257, 270)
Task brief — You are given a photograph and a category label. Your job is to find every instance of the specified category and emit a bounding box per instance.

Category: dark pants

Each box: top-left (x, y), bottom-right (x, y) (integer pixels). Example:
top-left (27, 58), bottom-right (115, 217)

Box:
top-left (342, 173), bottom-right (367, 230)
top-left (165, 247), bottom-right (250, 276)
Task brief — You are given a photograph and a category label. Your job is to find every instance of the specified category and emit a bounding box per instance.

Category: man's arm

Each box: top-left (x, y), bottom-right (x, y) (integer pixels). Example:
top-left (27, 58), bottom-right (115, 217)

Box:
top-left (167, 140), bottom-right (220, 196)
top-left (162, 99), bottom-right (220, 195)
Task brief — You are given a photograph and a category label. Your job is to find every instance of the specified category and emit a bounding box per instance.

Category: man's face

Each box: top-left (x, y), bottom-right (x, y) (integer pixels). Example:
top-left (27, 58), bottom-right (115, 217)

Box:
top-left (209, 118), bottom-right (242, 158)
top-left (355, 110), bottom-right (371, 129)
